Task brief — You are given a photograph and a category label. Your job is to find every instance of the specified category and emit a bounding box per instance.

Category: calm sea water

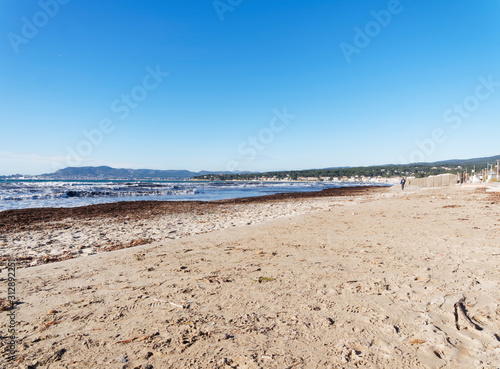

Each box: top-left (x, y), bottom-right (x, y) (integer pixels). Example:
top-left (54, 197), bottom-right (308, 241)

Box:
top-left (0, 180), bottom-right (387, 211)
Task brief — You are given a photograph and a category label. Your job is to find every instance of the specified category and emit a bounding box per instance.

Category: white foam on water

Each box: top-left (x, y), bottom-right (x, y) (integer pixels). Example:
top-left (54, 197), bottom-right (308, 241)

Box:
top-left (0, 180), bottom-right (385, 211)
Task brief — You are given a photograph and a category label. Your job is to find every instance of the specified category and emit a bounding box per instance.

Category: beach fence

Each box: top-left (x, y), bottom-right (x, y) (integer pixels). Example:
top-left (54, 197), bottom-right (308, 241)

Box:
top-left (408, 173), bottom-right (458, 188)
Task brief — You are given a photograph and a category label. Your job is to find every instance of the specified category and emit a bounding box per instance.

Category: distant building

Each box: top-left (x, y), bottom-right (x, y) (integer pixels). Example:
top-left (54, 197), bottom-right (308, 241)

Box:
top-left (487, 171), bottom-right (498, 181)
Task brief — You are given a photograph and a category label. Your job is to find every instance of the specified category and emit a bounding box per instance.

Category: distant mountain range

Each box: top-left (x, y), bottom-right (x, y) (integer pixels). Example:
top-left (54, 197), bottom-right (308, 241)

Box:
top-left (284, 155), bottom-right (500, 173)
top-left (35, 166), bottom-right (248, 180)
top-left (2, 154), bottom-right (500, 180)
top-left (323, 155), bottom-right (500, 170)
top-left (420, 155), bottom-right (500, 167)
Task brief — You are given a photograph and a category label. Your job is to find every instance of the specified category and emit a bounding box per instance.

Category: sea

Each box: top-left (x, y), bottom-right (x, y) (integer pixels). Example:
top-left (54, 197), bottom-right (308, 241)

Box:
top-left (0, 180), bottom-right (388, 212)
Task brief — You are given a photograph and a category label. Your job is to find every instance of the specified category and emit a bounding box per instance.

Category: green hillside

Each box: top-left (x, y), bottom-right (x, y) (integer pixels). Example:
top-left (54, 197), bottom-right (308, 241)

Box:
top-left (194, 155), bottom-right (500, 181)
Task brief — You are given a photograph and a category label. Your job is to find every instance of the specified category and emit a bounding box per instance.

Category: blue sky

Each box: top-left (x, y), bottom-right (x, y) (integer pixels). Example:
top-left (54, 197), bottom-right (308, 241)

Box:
top-left (1, 0), bottom-right (499, 175)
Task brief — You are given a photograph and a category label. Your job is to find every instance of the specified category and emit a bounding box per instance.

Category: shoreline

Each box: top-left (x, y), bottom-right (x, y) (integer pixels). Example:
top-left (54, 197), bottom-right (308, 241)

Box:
top-left (0, 186), bottom-right (387, 233)
top-left (0, 186), bottom-right (389, 269)
top-left (0, 180), bottom-right (393, 214)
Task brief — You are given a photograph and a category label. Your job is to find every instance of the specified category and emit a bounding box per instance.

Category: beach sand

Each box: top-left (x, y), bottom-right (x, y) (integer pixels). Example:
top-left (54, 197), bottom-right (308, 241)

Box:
top-left (0, 186), bottom-right (387, 269)
top-left (1, 185), bottom-right (500, 368)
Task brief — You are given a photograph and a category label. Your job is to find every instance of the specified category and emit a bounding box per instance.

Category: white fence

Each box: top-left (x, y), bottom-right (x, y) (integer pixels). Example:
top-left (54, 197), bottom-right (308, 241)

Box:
top-left (408, 173), bottom-right (459, 188)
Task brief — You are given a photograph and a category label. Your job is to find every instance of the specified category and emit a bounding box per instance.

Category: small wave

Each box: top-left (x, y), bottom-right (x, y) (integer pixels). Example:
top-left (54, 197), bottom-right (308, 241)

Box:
top-left (62, 189), bottom-right (197, 198)
top-left (0, 188), bottom-right (197, 202)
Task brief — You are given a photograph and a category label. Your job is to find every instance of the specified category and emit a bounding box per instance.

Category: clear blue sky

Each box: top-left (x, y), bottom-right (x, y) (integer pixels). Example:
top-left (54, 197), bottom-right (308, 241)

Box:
top-left (1, 0), bottom-right (500, 175)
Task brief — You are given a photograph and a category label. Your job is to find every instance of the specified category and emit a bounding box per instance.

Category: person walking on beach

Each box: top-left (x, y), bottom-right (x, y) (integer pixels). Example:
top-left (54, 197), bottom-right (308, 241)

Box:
top-left (400, 177), bottom-right (406, 190)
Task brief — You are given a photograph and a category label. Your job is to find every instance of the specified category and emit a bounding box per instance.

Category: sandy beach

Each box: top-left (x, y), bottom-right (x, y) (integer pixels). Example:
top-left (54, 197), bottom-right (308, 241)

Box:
top-left (1, 185), bottom-right (500, 368)
top-left (0, 186), bottom-right (387, 269)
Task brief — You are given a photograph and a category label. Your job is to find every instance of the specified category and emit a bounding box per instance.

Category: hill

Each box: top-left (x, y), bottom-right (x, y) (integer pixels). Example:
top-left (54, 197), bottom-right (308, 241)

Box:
top-left (4, 154), bottom-right (500, 180)
top-left (193, 155), bottom-right (500, 181)
top-left (37, 166), bottom-right (242, 180)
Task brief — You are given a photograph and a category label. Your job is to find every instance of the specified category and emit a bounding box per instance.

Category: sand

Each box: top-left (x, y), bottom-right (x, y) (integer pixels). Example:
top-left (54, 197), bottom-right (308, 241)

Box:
top-left (0, 187), bottom-right (387, 269)
top-left (1, 185), bottom-right (500, 368)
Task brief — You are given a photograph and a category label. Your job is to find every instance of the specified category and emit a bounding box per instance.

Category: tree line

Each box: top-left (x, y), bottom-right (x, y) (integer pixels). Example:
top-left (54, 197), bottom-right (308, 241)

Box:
top-left (193, 164), bottom-right (466, 181)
